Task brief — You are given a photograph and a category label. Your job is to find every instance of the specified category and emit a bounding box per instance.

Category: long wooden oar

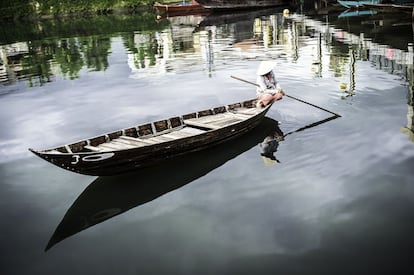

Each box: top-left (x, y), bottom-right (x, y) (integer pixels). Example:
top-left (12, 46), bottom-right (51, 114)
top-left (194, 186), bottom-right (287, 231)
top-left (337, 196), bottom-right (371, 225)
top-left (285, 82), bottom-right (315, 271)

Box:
top-left (231, 75), bottom-right (341, 117)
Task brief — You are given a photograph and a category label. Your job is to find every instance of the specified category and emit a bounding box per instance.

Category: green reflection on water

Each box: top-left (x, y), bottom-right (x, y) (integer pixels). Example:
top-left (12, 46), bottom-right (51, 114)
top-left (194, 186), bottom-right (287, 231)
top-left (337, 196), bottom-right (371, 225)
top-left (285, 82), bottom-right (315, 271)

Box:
top-left (0, 13), bottom-right (169, 86)
top-left (0, 0), bottom-right (149, 19)
top-left (123, 32), bottom-right (158, 69)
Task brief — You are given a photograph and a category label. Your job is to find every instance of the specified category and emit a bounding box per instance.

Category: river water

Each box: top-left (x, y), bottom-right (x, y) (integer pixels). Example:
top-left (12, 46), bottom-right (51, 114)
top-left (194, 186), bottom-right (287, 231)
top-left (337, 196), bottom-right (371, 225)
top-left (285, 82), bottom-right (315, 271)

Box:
top-left (1, 6), bottom-right (413, 275)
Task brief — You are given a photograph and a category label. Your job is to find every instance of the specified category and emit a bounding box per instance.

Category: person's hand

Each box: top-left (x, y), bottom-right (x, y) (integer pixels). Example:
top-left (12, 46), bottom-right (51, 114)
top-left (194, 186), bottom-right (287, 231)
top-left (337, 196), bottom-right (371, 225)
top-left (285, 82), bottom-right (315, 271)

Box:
top-left (273, 93), bottom-right (283, 101)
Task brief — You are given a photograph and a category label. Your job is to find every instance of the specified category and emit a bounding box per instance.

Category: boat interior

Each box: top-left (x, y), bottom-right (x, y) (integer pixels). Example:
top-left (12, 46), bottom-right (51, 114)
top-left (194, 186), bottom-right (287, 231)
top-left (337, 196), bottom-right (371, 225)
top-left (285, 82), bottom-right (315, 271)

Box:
top-left (48, 100), bottom-right (262, 154)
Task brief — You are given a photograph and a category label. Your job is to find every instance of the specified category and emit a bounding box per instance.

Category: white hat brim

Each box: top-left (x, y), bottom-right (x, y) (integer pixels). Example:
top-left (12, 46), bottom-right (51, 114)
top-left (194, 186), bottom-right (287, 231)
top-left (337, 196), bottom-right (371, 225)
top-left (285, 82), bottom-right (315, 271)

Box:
top-left (256, 61), bottom-right (277, 75)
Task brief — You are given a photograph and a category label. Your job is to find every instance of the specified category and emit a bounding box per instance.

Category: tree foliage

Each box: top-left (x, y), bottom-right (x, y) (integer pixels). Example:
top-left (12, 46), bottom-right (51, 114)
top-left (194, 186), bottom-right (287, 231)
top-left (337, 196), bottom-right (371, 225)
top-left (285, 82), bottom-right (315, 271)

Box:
top-left (0, 0), bottom-right (154, 19)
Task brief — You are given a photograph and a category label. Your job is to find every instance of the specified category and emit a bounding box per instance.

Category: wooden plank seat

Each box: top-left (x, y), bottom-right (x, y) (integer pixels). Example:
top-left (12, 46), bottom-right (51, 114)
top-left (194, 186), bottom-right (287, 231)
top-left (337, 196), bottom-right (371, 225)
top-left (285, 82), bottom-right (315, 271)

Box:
top-left (98, 143), bottom-right (129, 151)
top-left (109, 140), bottom-right (137, 148)
top-left (162, 132), bottom-right (188, 139)
top-left (218, 112), bottom-right (251, 123)
top-left (192, 112), bottom-right (237, 123)
top-left (208, 112), bottom-right (249, 122)
top-left (232, 107), bottom-right (259, 116)
top-left (209, 117), bottom-right (242, 127)
top-left (184, 120), bottom-right (220, 130)
top-left (184, 112), bottom-right (247, 129)
top-left (180, 126), bottom-right (206, 134)
top-left (145, 135), bottom-right (175, 143)
top-left (162, 127), bottom-right (206, 139)
top-left (84, 145), bottom-right (103, 152)
top-left (83, 137), bottom-right (151, 152)
top-left (84, 125), bottom-right (212, 152)
top-left (228, 112), bottom-right (253, 119)
top-left (86, 127), bottom-right (208, 152)
top-left (110, 138), bottom-right (143, 147)
top-left (119, 135), bottom-right (156, 144)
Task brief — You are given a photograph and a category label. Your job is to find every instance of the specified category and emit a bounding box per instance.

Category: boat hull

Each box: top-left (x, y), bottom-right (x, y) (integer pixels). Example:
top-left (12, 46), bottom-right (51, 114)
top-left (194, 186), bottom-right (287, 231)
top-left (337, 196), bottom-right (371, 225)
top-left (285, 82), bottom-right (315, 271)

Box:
top-left (153, 2), bottom-right (207, 14)
top-left (30, 99), bottom-right (272, 176)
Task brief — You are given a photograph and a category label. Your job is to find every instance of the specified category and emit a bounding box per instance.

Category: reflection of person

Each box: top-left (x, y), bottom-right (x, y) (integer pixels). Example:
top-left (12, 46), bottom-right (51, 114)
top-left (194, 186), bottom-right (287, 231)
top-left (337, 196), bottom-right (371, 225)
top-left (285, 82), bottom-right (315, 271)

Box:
top-left (256, 61), bottom-right (285, 108)
top-left (260, 128), bottom-right (284, 165)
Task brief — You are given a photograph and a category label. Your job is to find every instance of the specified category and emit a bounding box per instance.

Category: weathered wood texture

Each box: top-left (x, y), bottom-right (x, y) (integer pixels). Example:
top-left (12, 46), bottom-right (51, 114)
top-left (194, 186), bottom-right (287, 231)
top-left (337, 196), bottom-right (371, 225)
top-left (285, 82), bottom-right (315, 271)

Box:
top-left (29, 98), bottom-right (272, 176)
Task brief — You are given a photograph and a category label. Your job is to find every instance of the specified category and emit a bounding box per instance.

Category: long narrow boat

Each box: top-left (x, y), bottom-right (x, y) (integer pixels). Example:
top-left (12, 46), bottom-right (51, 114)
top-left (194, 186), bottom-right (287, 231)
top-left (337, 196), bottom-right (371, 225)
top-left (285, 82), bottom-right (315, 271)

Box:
top-left (29, 98), bottom-right (272, 176)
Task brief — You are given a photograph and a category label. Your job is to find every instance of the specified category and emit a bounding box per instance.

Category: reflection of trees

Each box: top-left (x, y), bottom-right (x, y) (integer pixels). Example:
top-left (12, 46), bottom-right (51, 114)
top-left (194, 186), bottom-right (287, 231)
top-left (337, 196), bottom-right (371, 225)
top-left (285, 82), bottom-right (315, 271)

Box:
top-left (0, 13), bottom-right (167, 46)
top-left (80, 37), bottom-right (111, 71)
top-left (123, 33), bottom-right (158, 69)
top-left (0, 0), bottom-right (149, 19)
top-left (53, 39), bottom-right (83, 80)
top-left (0, 0), bottom-right (34, 19)
top-left (20, 37), bottom-right (110, 85)
top-left (0, 12), bottom-right (168, 87)
top-left (21, 41), bottom-right (54, 87)
top-left (5, 36), bottom-right (112, 86)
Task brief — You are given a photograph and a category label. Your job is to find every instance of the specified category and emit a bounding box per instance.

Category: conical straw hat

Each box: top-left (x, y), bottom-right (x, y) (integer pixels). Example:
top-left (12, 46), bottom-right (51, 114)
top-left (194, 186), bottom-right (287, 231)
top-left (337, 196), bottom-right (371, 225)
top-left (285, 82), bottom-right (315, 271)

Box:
top-left (256, 61), bottom-right (277, 75)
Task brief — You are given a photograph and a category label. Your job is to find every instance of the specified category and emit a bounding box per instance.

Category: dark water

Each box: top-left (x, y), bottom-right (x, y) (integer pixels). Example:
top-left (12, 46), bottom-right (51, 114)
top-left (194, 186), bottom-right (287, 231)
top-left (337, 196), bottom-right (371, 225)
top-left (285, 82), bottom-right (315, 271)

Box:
top-left (1, 6), bottom-right (413, 275)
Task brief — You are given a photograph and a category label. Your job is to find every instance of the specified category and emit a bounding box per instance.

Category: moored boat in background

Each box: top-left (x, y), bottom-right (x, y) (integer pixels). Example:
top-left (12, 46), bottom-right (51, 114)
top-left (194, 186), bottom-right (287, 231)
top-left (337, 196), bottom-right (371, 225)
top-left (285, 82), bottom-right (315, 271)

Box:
top-left (195, 0), bottom-right (289, 10)
top-left (154, 0), bottom-right (208, 15)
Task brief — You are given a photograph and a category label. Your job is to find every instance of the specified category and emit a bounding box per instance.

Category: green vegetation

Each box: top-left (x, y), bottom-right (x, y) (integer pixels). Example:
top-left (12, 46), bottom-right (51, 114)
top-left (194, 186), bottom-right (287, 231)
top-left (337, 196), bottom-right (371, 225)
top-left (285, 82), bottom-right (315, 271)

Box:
top-left (0, 0), bottom-right (159, 19)
top-left (0, 13), bottom-right (168, 45)
top-left (0, 12), bottom-right (170, 87)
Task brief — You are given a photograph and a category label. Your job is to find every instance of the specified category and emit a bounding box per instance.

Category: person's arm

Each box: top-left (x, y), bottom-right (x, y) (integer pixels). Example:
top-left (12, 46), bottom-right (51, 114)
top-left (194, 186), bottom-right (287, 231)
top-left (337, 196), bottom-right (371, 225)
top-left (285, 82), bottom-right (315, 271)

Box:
top-left (276, 82), bottom-right (285, 95)
top-left (270, 71), bottom-right (282, 91)
top-left (256, 75), bottom-right (267, 92)
top-left (275, 81), bottom-right (281, 91)
top-left (272, 73), bottom-right (284, 94)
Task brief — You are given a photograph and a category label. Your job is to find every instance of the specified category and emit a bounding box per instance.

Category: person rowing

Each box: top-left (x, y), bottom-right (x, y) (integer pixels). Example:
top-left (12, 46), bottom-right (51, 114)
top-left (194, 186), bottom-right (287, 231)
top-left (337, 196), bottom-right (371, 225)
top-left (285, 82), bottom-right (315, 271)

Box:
top-left (256, 61), bottom-right (285, 108)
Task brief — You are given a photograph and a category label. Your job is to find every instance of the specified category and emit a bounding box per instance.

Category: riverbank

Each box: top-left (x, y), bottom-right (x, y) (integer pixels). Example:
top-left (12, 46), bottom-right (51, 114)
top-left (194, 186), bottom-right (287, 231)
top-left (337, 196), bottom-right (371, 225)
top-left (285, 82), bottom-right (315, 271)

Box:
top-left (0, 0), bottom-right (173, 21)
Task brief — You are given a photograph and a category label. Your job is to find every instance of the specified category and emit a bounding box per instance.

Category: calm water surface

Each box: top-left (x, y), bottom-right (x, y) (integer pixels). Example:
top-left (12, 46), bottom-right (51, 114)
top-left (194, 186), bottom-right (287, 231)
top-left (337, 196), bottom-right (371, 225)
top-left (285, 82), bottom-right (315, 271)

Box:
top-left (1, 7), bottom-right (413, 274)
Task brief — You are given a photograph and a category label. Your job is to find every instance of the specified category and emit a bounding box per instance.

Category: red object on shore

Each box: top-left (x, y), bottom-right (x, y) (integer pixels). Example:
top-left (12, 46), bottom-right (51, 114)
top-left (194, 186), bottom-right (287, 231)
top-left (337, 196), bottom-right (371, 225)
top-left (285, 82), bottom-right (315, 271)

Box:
top-left (154, 1), bottom-right (208, 15)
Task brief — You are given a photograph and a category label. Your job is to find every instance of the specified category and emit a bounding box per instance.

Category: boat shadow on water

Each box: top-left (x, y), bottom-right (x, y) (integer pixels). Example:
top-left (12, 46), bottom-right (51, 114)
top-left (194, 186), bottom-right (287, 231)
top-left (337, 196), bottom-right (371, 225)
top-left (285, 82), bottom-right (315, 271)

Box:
top-left (45, 117), bottom-right (283, 251)
top-left (45, 114), bottom-right (340, 251)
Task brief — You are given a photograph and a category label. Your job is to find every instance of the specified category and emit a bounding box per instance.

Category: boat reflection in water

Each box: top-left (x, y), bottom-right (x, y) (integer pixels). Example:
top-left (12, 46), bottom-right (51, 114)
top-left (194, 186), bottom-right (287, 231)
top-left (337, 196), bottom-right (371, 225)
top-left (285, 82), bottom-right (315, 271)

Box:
top-left (259, 126), bottom-right (284, 165)
top-left (45, 117), bottom-right (283, 251)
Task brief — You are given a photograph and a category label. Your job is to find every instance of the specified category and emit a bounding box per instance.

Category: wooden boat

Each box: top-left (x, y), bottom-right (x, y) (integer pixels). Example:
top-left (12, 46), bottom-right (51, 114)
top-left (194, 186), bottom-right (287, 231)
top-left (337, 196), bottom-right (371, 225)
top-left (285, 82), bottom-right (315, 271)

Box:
top-left (195, 0), bottom-right (288, 10)
top-left (29, 98), bottom-right (272, 176)
top-left (154, 1), bottom-right (207, 14)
